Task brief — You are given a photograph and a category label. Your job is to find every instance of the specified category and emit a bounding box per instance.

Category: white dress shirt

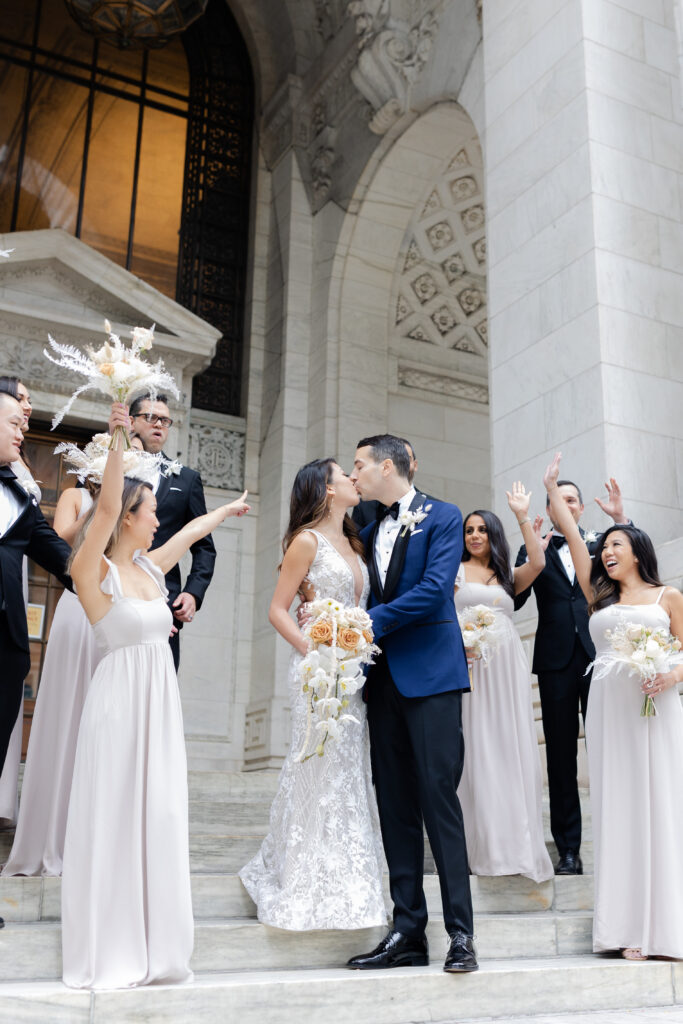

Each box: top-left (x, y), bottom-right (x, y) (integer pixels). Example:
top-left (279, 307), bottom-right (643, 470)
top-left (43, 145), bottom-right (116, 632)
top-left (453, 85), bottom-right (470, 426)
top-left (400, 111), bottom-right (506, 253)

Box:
top-left (0, 470), bottom-right (24, 537)
top-left (554, 535), bottom-right (576, 585)
top-left (374, 486), bottom-right (416, 586)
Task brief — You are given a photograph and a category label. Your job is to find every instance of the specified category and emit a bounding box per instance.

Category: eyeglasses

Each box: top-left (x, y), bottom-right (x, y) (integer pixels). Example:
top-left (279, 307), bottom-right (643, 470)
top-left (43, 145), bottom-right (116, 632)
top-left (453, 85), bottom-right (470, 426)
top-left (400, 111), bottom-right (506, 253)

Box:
top-left (131, 413), bottom-right (173, 428)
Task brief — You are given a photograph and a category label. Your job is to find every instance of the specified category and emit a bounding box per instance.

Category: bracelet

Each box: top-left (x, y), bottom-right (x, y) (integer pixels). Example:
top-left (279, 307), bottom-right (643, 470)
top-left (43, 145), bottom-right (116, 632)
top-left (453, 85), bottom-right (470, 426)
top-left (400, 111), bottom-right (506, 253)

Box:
top-left (517, 517), bottom-right (530, 526)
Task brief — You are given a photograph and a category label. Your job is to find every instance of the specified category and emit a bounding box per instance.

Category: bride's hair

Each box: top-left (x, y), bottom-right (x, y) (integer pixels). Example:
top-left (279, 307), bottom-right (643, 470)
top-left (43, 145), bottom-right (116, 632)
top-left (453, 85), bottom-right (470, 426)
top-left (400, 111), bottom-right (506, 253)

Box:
top-left (461, 510), bottom-right (515, 599)
top-left (589, 524), bottom-right (662, 614)
top-left (281, 458), bottom-right (364, 564)
top-left (67, 477), bottom-right (153, 572)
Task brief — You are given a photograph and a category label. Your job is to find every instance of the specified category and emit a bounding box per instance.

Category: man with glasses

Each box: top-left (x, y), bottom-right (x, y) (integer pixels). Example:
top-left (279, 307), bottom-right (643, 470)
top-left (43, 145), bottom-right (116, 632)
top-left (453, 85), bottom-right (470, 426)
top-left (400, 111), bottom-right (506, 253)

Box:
top-left (122, 393), bottom-right (216, 670)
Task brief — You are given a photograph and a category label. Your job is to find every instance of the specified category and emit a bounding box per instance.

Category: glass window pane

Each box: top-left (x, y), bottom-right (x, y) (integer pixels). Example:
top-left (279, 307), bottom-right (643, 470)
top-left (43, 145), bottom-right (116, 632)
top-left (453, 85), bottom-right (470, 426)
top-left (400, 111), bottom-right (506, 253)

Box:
top-left (130, 106), bottom-right (186, 297)
top-left (80, 91), bottom-right (138, 268)
top-left (146, 36), bottom-right (189, 111)
top-left (0, 60), bottom-right (28, 231)
top-left (14, 70), bottom-right (88, 233)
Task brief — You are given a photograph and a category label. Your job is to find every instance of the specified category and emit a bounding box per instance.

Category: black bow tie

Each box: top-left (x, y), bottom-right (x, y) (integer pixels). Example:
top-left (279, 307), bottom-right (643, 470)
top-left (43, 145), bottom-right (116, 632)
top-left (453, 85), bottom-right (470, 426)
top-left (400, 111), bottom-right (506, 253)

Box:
top-left (550, 534), bottom-right (567, 550)
top-left (377, 501), bottom-right (401, 523)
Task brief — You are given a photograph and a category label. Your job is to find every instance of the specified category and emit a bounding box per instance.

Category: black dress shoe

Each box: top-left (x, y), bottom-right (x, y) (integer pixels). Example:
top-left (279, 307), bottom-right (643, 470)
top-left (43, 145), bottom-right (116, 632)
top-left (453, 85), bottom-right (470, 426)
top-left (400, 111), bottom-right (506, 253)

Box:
top-left (555, 851), bottom-right (583, 875)
top-left (444, 931), bottom-right (478, 973)
top-left (0, 917), bottom-right (4, 929)
top-left (347, 929), bottom-right (429, 969)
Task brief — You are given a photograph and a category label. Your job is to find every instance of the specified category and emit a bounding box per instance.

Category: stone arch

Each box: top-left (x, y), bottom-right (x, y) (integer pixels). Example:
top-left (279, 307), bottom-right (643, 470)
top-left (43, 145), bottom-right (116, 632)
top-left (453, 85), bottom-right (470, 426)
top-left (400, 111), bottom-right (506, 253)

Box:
top-left (330, 100), bottom-right (491, 510)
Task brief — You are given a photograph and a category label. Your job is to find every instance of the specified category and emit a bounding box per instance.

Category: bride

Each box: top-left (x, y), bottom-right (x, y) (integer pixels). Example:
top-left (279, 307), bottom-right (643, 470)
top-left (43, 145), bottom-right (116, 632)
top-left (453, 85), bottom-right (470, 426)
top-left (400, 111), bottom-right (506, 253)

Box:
top-left (239, 458), bottom-right (386, 930)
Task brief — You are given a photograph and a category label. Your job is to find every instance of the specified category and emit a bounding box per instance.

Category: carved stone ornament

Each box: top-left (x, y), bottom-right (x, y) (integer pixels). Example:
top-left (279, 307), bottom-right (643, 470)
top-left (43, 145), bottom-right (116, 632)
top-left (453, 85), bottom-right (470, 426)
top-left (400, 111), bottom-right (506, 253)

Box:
top-left (398, 365), bottom-right (489, 403)
top-left (187, 420), bottom-right (245, 491)
top-left (347, 0), bottom-right (439, 134)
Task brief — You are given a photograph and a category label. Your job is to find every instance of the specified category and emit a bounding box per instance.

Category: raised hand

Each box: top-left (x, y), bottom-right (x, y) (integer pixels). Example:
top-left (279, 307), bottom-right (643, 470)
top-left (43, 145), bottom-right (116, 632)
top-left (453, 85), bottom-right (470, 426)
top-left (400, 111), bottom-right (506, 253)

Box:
top-left (506, 480), bottom-right (531, 519)
top-left (108, 402), bottom-right (130, 439)
top-left (543, 452), bottom-right (562, 493)
top-left (532, 514), bottom-right (551, 551)
top-left (224, 490), bottom-right (250, 518)
top-left (595, 477), bottom-right (624, 522)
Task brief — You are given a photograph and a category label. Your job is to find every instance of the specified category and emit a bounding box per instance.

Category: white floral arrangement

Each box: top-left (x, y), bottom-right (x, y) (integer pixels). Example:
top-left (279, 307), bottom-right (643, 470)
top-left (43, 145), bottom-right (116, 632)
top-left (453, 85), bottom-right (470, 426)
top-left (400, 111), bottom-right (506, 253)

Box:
top-left (295, 598), bottom-right (380, 761)
top-left (457, 603), bottom-right (503, 686)
top-left (44, 319), bottom-right (179, 446)
top-left (54, 433), bottom-right (180, 486)
top-left (583, 529), bottom-right (599, 544)
top-left (591, 620), bottom-right (683, 717)
top-left (399, 502), bottom-right (432, 537)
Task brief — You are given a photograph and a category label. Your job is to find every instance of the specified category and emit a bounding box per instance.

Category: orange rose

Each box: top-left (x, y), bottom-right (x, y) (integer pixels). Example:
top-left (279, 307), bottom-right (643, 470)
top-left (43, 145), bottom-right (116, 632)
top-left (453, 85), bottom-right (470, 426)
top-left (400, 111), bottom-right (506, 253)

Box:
top-left (463, 622), bottom-right (476, 631)
top-left (309, 620), bottom-right (333, 645)
top-left (99, 363), bottom-right (115, 377)
top-left (338, 628), bottom-right (362, 651)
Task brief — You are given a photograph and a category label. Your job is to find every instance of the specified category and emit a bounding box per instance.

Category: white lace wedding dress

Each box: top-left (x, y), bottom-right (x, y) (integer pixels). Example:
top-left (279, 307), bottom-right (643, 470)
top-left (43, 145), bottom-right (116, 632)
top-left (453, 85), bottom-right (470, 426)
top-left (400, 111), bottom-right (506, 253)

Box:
top-left (239, 530), bottom-right (387, 930)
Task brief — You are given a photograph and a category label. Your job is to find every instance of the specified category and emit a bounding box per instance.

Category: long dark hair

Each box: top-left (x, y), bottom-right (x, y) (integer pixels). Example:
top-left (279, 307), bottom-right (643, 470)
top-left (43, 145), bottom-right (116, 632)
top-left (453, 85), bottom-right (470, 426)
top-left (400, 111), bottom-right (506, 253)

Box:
top-left (0, 375), bottom-right (32, 472)
top-left (462, 509), bottom-right (515, 599)
top-left (589, 524), bottom-right (662, 613)
top-left (281, 458), bottom-right (364, 564)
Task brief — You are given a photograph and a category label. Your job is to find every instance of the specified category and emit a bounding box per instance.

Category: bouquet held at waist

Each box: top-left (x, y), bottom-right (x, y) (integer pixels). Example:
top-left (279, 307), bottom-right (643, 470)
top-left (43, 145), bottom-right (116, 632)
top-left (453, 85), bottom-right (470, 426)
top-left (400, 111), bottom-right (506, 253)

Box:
top-left (591, 620), bottom-right (683, 717)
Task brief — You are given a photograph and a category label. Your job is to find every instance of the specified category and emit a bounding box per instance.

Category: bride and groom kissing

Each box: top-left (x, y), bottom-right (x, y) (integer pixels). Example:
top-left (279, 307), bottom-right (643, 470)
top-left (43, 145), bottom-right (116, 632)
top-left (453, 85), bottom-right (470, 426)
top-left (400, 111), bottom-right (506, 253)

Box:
top-left (240, 434), bottom-right (477, 974)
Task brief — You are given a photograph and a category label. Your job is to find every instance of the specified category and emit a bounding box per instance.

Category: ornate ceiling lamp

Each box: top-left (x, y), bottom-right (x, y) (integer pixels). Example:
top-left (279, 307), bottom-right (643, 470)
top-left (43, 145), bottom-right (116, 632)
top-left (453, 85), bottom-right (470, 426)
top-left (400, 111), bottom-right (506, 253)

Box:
top-left (63, 0), bottom-right (209, 49)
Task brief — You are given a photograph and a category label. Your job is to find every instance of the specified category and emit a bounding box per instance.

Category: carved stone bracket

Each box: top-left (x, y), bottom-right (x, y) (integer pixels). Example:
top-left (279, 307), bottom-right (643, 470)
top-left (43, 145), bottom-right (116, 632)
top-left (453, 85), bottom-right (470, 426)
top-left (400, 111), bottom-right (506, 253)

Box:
top-left (187, 417), bottom-right (246, 491)
top-left (348, 0), bottom-right (439, 134)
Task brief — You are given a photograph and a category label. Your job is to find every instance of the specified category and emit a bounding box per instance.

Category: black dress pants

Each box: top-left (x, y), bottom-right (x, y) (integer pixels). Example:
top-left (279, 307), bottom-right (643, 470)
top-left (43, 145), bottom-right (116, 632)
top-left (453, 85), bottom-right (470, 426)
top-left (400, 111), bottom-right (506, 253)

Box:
top-left (366, 654), bottom-right (473, 938)
top-left (537, 636), bottom-right (591, 857)
top-left (0, 612), bottom-right (29, 775)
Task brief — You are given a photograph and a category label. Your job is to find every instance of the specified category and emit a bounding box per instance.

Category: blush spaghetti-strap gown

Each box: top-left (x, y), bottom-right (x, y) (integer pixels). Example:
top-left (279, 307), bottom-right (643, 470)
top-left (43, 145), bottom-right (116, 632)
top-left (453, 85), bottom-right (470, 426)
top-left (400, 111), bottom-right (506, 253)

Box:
top-left (3, 489), bottom-right (99, 876)
top-left (587, 591), bottom-right (683, 957)
top-left (455, 566), bottom-right (553, 883)
top-left (61, 553), bottom-right (193, 989)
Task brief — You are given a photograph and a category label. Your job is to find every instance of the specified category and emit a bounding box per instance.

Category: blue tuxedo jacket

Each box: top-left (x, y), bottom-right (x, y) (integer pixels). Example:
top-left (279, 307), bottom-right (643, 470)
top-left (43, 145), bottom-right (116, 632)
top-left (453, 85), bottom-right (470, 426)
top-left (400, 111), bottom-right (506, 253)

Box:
top-left (361, 491), bottom-right (470, 698)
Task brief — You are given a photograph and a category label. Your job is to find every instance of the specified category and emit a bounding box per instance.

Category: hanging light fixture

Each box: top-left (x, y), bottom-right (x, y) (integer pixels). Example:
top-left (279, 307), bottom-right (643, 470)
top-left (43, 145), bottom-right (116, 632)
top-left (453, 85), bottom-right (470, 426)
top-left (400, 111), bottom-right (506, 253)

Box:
top-left (63, 0), bottom-right (209, 49)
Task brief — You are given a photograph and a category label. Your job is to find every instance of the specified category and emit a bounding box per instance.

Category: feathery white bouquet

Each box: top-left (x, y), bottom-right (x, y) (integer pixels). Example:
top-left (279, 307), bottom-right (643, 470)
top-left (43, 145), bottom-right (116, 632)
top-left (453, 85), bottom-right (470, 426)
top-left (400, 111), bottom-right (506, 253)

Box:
top-left (591, 620), bottom-right (683, 717)
top-left (295, 598), bottom-right (380, 761)
top-left (44, 319), bottom-right (179, 447)
top-left (55, 433), bottom-right (180, 486)
top-left (457, 603), bottom-right (502, 687)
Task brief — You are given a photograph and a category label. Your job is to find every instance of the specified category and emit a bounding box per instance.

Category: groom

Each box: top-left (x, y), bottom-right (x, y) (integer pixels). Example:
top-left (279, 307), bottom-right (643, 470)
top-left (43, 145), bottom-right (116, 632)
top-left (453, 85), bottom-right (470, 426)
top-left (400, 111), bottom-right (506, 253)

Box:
top-left (347, 435), bottom-right (476, 973)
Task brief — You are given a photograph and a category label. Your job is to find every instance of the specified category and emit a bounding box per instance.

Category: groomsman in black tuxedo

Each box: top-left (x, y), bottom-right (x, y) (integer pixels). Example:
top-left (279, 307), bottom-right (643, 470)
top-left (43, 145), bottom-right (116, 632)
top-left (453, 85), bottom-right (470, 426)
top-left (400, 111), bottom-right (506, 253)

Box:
top-left (352, 439), bottom-right (419, 529)
top-left (515, 477), bottom-right (628, 874)
top-left (125, 394), bottom-right (216, 671)
top-left (0, 393), bottom-right (71, 775)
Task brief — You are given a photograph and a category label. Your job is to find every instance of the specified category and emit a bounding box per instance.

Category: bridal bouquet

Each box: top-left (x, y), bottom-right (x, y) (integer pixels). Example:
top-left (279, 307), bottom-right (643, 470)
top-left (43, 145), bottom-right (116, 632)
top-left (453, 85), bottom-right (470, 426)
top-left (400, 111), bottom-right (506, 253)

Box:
top-left (44, 319), bottom-right (179, 446)
top-left (592, 621), bottom-right (683, 717)
top-left (55, 433), bottom-right (181, 485)
top-left (457, 604), bottom-right (502, 687)
top-left (295, 599), bottom-right (380, 762)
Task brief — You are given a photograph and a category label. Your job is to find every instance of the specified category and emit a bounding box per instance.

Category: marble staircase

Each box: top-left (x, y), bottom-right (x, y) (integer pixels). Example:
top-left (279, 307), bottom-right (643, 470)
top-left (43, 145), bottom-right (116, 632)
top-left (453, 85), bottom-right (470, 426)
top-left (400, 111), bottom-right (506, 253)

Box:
top-left (0, 770), bottom-right (679, 1023)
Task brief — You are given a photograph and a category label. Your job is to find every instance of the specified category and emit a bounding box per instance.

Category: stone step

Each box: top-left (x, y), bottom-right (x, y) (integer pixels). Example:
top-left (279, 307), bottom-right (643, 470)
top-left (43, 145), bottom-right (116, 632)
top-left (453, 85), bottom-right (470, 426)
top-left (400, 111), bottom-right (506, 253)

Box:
top-left (0, 910), bottom-right (594, 981)
top-left (0, 872), bottom-right (594, 923)
top-left (0, 956), bottom-right (679, 1024)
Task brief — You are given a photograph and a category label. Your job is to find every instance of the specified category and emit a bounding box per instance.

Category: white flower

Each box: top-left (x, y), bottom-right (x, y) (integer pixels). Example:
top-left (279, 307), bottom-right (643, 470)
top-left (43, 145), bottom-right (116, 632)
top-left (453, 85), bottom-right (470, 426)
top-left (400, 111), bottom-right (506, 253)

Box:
top-left (19, 478), bottom-right (41, 502)
top-left (584, 530), bottom-right (598, 544)
top-left (399, 502), bottom-right (432, 537)
top-left (131, 324), bottom-right (155, 353)
top-left (0, 248), bottom-right (15, 259)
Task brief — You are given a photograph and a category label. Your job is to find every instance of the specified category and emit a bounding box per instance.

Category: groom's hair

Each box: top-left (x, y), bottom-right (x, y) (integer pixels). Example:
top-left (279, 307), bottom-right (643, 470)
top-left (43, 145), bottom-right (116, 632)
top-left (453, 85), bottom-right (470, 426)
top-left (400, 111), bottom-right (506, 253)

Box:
top-left (357, 434), bottom-right (410, 480)
top-left (545, 479), bottom-right (583, 506)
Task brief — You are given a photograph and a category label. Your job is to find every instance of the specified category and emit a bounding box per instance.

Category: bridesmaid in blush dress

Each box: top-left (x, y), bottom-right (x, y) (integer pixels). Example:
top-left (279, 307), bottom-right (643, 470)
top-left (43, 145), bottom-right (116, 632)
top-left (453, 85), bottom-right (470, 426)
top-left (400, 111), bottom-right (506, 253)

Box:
top-left (61, 405), bottom-right (250, 989)
top-left (2, 483), bottom-right (99, 876)
top-left (455, 483), bottom-right (554, 884)
top-left (544, 452), bottom-right (683, 961)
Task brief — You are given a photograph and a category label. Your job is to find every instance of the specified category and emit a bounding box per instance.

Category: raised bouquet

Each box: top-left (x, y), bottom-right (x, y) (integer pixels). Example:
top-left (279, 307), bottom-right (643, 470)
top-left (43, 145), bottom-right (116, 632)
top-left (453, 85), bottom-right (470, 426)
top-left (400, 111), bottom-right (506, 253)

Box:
top-left (55, 433), bottom-right (181, 485)
top-left (592, 620), bottom-right (683, 717)
top-left (44, 319), bottom-right (179, 446)
top-left (457, 603), bottom-right (502, 687)
top-left (295, 598), bottom-right (380, 762)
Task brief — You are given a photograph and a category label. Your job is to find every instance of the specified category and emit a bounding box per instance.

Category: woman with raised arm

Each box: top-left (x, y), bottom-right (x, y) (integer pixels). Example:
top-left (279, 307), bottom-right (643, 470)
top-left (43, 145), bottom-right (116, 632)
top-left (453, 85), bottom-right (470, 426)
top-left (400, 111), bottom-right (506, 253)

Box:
top-left (239, 458), bottom-right (386, 931)
top-left (61, 406), bottom-right (249, 989)
top-left (544, 452), bottom-right (683, 961)
top-left (455, 485), bottom-right (554, 883)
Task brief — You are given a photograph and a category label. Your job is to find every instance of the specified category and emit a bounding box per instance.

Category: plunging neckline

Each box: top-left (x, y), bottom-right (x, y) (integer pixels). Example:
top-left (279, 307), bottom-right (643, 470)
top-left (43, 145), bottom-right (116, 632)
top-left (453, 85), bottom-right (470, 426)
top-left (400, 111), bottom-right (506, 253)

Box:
top-left (308, 530), bottom-right (365, 605)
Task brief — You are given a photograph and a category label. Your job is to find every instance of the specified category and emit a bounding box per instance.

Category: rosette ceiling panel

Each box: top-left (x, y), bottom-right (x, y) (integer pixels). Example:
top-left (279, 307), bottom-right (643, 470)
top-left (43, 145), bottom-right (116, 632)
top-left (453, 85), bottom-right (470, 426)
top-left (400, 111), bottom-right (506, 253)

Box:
top-left (63, 0), bottom-right (209, 48)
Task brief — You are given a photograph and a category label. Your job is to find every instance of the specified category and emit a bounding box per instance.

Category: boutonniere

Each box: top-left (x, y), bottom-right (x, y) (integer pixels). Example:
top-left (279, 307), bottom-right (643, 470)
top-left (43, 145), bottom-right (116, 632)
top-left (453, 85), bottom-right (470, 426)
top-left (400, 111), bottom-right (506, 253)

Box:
top-left (162, 459), bottom-right (182, 477)
top-left (584, 530), bottom-right (598, 544)
top-left (19, 478), bottom-right (41, 503)
top-left (399, 503), bottom-right (432, 538)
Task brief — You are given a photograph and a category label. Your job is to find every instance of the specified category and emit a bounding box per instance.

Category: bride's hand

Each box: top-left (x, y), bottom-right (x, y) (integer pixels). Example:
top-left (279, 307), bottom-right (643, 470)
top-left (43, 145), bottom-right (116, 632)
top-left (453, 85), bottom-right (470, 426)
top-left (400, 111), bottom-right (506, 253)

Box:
top-left (642, 671), bottom-right (678, 695)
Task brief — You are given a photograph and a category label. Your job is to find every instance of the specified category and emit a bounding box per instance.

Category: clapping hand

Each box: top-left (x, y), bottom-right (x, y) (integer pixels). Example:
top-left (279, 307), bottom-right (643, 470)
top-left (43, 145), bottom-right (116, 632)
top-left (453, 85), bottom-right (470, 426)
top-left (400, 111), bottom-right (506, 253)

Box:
top-left (595, 478), bottom-right (624, 522)
top-left (543, 452), bottom-right (562, 492)
top-left (532, 515), bottom-right (551, 552)
top-left (505, 480), bottom-right (531, 518)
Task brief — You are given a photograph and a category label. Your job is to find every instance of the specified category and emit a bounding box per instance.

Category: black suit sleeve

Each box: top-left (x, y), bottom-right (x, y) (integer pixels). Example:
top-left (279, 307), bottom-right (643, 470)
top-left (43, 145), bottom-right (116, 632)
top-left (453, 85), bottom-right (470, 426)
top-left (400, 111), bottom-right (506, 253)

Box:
top-left (181, 471), bottom-right (216, 610)
top-left (514, 542), bottom-right (531, 612)
top-left (26, 509), bottom-right (72, 589)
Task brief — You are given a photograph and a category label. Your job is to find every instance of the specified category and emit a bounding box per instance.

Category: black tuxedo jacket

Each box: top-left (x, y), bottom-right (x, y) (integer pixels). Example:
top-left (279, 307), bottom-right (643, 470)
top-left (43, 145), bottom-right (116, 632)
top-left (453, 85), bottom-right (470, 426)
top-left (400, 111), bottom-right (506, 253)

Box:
top-left (0, 466), bottom-right (71, 652)
top-left (515, 533), bottom-right (598, 673)
top-left (352, 500), bottom-right (380, 530)
top-left (150, 463), bottom-right (216, 612)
